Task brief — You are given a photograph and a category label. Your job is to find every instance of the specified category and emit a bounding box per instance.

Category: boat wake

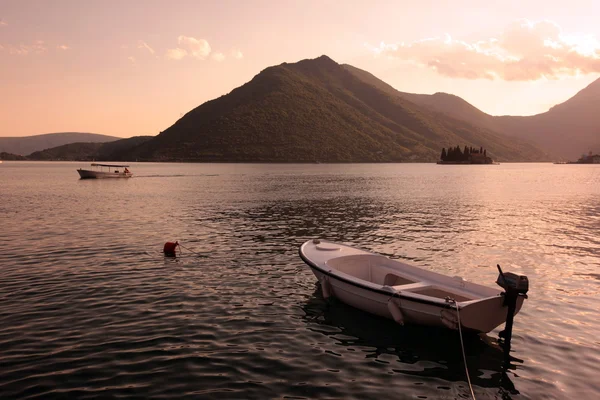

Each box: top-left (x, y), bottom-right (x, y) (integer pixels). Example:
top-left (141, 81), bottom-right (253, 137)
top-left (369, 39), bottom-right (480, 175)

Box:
top-left (133, 174), bottom-right (219, 178)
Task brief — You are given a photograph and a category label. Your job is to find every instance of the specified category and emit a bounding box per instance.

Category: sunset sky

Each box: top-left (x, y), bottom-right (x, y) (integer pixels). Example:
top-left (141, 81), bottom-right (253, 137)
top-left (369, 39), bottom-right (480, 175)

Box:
top-left (1, 0), bottom-right (600, 138)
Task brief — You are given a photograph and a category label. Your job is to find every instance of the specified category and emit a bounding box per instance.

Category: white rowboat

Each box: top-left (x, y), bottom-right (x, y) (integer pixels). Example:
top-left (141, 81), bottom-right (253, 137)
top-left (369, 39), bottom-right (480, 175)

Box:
top-left (299, 239), bottom-right (527, 333)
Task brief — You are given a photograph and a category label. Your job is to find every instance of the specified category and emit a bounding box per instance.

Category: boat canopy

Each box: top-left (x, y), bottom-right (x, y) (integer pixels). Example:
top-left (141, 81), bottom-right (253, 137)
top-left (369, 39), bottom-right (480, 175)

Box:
top-left (90, 163), bottom-right (130, 167)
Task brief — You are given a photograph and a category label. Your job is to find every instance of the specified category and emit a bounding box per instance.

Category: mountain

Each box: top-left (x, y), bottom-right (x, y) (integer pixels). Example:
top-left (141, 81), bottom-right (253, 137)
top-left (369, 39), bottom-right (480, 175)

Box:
top-left (125, 56), bottom-right (547, 162)
top-left (93, 136), bottom-right (154, 160)
top-left (0, 152), bottom-right (27, 160)
top-left (27, 136), bottom-right (153, 161)
top-left (27, 142), bottom-right (104, 160)
top-left (493, 78), bottom-right (600, 159)
top-left (343, 65), bottom-right (495, 134)
top-left (347, 65), bottom-right (600, 160)
top-left (0, 132), bottom-right (121, 156)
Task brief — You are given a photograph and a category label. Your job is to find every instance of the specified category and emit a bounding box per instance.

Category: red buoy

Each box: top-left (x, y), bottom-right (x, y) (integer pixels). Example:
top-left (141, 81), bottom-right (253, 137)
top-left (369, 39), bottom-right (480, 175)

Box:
top-left (163, 241), bottom-right (179, 257)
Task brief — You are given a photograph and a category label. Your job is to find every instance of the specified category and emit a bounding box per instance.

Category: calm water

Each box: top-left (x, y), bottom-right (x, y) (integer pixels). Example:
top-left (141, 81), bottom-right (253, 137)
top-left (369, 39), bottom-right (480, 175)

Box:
top-left (1, 162), bottom-right (599, 400)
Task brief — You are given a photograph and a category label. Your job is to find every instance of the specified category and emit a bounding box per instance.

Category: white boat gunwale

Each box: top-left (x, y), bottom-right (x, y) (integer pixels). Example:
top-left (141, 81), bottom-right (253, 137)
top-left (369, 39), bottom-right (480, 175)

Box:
top-left (298, 245), bottom-right (482, 310)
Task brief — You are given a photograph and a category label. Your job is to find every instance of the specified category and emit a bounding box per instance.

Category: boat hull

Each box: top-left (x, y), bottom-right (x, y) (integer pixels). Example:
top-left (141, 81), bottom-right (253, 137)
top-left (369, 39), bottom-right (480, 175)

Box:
top-left (77, 169), bottom-right (133, 179)
top-left (300, 240), bottom-right (524, 333)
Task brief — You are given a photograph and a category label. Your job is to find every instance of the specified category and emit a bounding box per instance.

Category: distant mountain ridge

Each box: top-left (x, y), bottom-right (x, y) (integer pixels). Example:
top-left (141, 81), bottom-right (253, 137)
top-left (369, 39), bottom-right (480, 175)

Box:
top-left (493, 78), bottom-right (600, 159)
top-left (0, 132), bottom-right (121, 156)
top-left (344, 64), bottom-right (600, 159)
top-left (120, 55), bottom-right (547, 162)
top-left (26, 136), bottom-right (153, 161)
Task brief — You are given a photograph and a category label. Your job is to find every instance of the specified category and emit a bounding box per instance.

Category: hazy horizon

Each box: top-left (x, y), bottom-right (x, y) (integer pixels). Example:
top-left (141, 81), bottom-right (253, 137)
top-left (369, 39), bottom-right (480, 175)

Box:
top-left (2, 0), bottom-right (600, 138)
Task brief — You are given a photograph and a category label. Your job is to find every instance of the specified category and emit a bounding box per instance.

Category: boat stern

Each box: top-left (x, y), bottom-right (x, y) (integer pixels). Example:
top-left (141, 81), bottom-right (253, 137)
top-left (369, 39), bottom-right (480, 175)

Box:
top-left (456, 294), bottom-right (526, 333)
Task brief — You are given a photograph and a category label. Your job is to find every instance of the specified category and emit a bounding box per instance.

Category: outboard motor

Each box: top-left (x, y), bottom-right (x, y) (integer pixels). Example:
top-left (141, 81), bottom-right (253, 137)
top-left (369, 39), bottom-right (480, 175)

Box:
top-left (496, 265), bottom-right (529, 365)
top-left (496, 266), bottom-right (529, 296)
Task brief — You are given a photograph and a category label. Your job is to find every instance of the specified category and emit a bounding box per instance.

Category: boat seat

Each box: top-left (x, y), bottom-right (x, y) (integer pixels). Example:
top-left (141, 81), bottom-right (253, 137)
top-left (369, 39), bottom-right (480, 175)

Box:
top-left (390, 282), bottom-right (431, 291)
top-left (383, 272), bottom-right (417, 286)
top-left (394, 283), bottom-right (473, 302)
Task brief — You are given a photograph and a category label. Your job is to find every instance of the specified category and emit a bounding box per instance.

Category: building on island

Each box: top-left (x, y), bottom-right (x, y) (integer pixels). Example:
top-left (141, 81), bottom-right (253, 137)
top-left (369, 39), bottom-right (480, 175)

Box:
top-left (569, 151), bottom-right (600, 164)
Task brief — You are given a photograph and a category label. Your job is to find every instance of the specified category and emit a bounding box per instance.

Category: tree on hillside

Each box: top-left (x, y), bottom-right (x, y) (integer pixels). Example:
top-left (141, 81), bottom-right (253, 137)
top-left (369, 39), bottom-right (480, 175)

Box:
top-left (441, 148), bottom-right (447, 161)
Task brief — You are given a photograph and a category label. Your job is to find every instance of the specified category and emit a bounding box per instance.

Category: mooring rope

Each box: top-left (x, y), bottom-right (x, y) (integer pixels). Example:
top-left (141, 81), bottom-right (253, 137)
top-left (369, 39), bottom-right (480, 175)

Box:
top-left (446, 297), bottom-right (476, 400)
top-left (177, 243), bottom-right (204, 256)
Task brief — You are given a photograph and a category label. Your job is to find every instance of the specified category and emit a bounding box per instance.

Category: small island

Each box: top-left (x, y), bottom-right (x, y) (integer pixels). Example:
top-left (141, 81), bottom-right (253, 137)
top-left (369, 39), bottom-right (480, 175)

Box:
top-left (437, 146), bottom-right (494, 164)
top-left (567, 151), bottom-right (600, 164)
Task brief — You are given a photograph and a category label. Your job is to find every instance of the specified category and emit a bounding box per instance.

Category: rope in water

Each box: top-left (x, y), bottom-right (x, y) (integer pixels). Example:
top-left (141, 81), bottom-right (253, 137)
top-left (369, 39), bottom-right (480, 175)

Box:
top-left (177, 243), bottom-right (204, 256)
top-left (447, 297), bottom-right (477, 400)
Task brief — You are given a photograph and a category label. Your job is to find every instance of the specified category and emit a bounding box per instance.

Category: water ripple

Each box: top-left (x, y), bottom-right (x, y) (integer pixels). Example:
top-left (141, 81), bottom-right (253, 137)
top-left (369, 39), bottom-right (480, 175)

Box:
top-left (1, 162), bottom-right (599, 399)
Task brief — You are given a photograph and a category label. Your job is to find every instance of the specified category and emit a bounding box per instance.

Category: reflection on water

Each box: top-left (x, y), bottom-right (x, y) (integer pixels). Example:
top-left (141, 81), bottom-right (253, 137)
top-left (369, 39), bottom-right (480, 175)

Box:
top-left (301, 287), bottom-right (521, 399)
top-left (1, 162), bottom-right (599, 399)
top-left (225, 196), bottom-right (392, 248)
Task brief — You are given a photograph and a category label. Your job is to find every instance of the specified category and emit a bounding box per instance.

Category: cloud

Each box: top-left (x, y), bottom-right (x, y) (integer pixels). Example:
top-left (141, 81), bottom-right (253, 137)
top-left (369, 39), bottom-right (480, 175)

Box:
top-left (2, 40), bottom-right (70, 55)
top-left (8, 40), bottom-right (47, 55)
top-left (0, 19), bottom-right (7, 26)
top-left (137, 40), bottom-right (155, 55)
top-left (178, 35), bottom-right (211, 59)
top-left (231, 49), bottom-right (243, 59)
top-left (166, 36), bottom-right (211, 60)
top-left (211, 52), bottom-right (225, 62)
top-left (375, 19), bottom-right (600, 81)
top-left (166, 47), bottom-right (187, 60)
top-left (128, 56), bottom-right (136, 63)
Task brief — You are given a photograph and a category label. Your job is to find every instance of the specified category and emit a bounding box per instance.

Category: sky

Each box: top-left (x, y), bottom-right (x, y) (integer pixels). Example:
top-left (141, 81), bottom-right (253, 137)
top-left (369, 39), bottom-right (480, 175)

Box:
top-left (1, 0), bottom-right (600, 138)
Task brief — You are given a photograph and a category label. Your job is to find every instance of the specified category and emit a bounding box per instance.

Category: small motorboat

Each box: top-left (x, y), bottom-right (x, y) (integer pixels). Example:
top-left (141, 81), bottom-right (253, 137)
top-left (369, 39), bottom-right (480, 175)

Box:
top-left (299, 239), bottom-right (528, 333)
top-left (77, 163), bottom-right (133, 179)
